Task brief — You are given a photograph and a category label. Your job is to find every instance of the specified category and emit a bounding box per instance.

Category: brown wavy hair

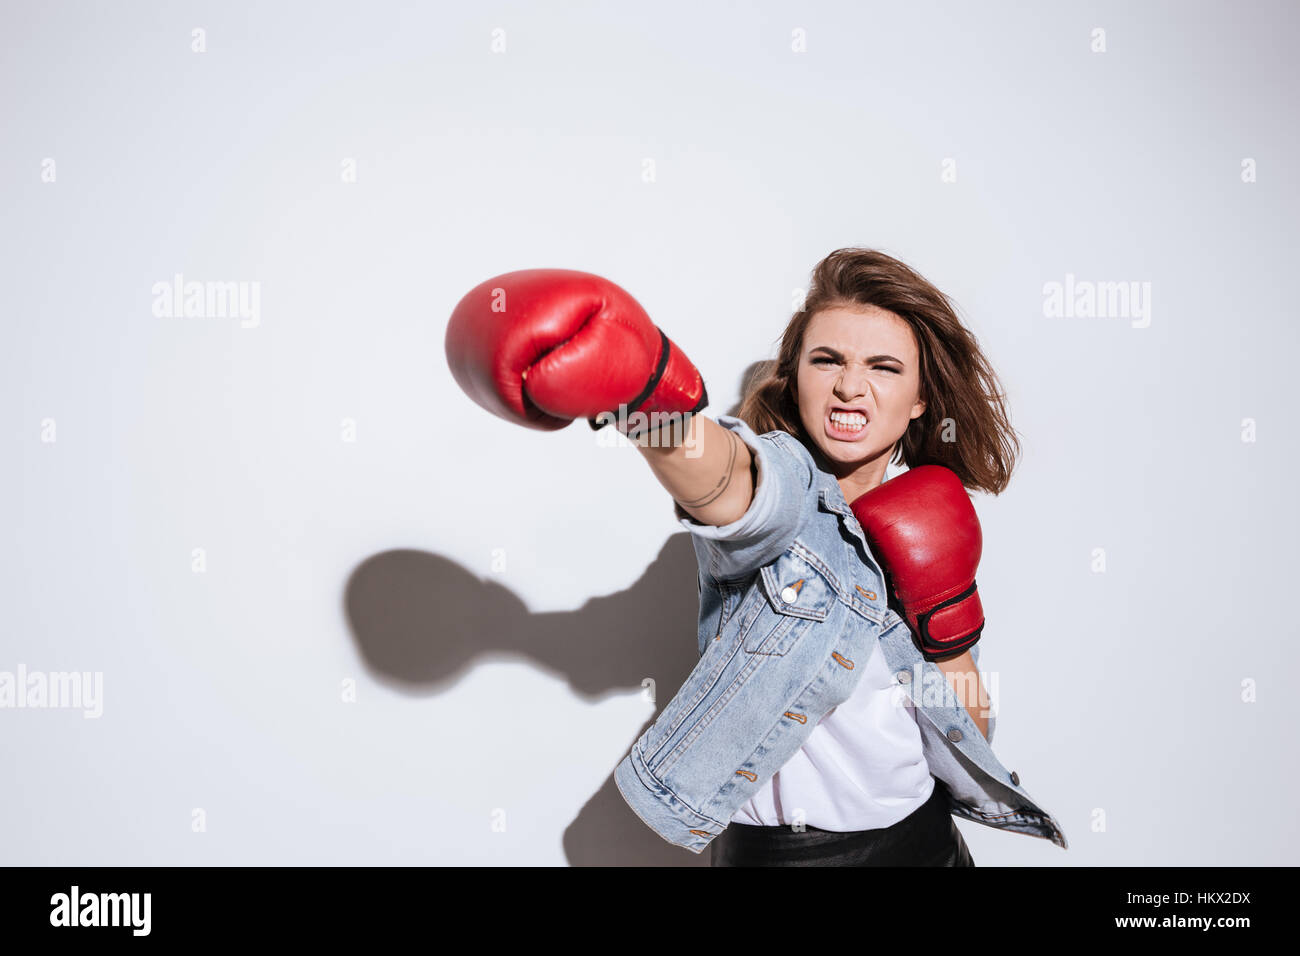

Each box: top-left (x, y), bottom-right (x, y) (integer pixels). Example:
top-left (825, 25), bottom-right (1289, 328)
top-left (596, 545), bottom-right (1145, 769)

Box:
top-left (736, 248), bottom-right (1020, 495)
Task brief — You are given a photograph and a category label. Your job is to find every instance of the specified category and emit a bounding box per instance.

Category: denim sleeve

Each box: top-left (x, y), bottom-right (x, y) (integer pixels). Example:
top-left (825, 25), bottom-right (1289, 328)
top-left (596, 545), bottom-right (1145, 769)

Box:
top-left (671, 414), bottom-right (812, 584)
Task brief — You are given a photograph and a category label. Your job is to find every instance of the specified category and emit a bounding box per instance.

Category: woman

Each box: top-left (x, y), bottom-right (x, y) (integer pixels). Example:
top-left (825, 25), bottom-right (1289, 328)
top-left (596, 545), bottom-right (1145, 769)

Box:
top-left (445, 248), bottom-right (1068, 865)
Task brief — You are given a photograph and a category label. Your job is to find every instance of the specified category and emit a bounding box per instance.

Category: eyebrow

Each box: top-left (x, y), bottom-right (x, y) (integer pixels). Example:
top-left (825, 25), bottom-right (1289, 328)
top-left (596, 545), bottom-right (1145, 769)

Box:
top-left (808, 346), bottom-right (905, 364)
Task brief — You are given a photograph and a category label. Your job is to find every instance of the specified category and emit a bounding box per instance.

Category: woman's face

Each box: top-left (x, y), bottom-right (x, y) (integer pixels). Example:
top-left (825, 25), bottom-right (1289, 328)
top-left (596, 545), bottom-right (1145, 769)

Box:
top-left (793, 305), bottom-right (927, 495)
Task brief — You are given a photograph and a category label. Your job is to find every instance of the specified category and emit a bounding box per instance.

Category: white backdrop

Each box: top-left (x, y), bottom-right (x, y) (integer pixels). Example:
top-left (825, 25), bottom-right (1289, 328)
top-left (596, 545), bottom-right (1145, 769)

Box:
top-left (3, 0), bottom-right (1296, 866)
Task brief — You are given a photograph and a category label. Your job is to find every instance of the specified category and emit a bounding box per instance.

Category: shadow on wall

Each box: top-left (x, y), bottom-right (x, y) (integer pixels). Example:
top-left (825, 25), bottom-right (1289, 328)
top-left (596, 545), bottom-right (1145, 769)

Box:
top-left (343, 534), bottom-right (699, 866)
top-left (341, 377), bottom-right (773, 867)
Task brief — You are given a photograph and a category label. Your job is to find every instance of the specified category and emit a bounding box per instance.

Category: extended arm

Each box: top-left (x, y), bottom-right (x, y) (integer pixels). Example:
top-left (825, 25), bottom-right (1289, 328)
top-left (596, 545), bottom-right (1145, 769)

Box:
top-left (634, 414), bottom-right (757, 529)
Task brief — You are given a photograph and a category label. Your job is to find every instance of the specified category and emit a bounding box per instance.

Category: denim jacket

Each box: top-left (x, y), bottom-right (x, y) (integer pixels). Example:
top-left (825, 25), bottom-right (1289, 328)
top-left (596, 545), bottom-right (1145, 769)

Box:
top-left (614, 415), bottom-right (1068, 855)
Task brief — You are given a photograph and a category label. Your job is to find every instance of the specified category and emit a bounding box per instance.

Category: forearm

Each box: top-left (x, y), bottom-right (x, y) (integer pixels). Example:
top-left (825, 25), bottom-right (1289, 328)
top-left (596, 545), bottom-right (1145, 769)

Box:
top-left (633, 413), bottom-right (756, 527)
top-left (934, 650), bottom-right (992, 741)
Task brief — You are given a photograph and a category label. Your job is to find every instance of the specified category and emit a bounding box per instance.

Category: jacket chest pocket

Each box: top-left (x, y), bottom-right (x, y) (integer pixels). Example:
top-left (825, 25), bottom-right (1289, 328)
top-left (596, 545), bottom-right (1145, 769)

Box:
top-left (740, 548), bottom-right (835, 656)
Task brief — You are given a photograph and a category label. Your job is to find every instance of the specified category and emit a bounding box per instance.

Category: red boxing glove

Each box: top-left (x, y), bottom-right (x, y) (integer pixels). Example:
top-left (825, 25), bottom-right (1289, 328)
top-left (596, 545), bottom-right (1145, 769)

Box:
top-left (848, 465), bottom-right (984, 662)
top-left (444, 269), bottom-right (707, 439)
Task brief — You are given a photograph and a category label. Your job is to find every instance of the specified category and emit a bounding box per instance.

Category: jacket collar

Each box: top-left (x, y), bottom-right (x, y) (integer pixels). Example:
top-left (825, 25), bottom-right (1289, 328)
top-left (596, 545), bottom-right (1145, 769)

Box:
top-left (817, 478), bottom-right (864, 543)
top-left (815, 465), bottom-right (891, 556)
top-left (814, 457), bottom-right (891, 517)
top-left (818, 484), bottom-right (853, 518)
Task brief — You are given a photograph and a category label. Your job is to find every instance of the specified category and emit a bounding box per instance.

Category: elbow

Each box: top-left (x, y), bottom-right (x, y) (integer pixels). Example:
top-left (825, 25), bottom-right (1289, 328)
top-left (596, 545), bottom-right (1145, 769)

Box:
top-left (675, 487), bottom-right (754, 528)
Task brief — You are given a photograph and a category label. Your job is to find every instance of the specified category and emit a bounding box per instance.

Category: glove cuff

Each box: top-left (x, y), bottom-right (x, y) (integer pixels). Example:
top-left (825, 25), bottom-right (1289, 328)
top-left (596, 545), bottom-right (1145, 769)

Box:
top-left (586, 326), bottom-right (708, 440)
top-left (911, 581), bottom-right (984, 661)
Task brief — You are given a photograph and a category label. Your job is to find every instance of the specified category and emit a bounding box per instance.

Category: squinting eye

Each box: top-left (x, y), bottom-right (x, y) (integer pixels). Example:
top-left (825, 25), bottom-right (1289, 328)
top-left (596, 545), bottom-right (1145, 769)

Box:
top-left (811, 356), bottom-right (902, 372)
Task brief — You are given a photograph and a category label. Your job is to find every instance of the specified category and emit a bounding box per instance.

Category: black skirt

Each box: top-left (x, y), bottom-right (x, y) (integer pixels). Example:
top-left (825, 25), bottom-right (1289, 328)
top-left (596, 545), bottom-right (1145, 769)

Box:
top-left (710, 777), bottom-right (976, 867)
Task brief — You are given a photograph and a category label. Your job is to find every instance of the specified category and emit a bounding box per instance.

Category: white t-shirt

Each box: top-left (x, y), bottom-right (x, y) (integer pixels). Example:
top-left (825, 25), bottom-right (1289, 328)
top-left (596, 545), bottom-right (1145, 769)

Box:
top-left (732, 638), bottom-right (934, 830)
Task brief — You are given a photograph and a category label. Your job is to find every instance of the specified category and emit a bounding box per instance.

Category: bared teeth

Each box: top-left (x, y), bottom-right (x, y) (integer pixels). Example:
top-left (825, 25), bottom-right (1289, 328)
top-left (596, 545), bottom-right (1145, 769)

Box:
top-left (829, 411), bottom-right (867, 427)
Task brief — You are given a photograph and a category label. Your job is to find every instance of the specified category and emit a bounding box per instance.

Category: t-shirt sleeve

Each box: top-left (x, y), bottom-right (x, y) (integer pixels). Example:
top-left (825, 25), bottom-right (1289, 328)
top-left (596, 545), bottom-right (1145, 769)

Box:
top-left (673, 415), bottom-right (812, 583)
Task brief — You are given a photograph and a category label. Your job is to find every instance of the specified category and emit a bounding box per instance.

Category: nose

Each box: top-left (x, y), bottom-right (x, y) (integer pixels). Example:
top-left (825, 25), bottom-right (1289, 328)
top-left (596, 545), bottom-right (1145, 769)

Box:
top-left (833, 364), bottom-right (870, 403)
